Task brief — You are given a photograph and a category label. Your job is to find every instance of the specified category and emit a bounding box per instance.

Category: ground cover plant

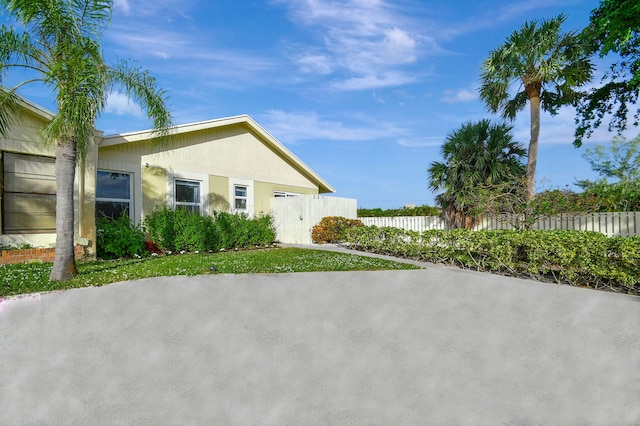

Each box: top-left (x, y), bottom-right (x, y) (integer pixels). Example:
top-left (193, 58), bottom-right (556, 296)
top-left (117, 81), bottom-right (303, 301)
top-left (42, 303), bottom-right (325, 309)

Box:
top-left (344, 226), bottom-right (640, 295)
top-left (0, 248), bottom-right (419, 298)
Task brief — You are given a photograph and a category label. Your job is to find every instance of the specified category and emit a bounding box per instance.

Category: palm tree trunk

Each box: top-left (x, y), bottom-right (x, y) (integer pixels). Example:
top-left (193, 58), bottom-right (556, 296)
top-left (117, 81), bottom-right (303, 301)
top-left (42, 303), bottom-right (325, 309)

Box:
top-left (526, 88), bottom-right (541, 203)
top-left (50, 139), bottom-right (79, 281)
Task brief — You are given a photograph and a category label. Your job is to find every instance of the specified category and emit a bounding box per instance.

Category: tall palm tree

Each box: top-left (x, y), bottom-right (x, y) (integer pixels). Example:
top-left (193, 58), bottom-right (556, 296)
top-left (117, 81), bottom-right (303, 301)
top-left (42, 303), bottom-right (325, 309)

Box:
top-left (0, 0), bottom-right (172, 281)
top-left (480, 14), bottom-right (593, 202)
top-left (428, 119), bottom-right (526, 229)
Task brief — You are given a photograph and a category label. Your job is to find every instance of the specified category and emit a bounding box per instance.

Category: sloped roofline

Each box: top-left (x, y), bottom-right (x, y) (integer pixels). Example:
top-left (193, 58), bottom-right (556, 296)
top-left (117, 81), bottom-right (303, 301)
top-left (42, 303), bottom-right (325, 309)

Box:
top-left (16, 96), bottom-right (55, 121)
top-left (100, 115), bottom-right (335, 193)
top-left (11, 94), bottom-right (105, 138)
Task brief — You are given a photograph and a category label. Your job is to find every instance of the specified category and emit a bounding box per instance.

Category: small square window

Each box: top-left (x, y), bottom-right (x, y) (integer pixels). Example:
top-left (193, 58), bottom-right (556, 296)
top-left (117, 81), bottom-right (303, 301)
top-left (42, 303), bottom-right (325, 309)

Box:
top-left (234, 185), bottom-right (248, 211)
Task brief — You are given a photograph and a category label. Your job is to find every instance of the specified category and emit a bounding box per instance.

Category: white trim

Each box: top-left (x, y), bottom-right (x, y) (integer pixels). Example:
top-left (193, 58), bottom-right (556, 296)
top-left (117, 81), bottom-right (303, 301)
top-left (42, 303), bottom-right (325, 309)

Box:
top-left (229, 177), bottom-right (254, 216)
top-left (167, 170), bottom-right (209, 214)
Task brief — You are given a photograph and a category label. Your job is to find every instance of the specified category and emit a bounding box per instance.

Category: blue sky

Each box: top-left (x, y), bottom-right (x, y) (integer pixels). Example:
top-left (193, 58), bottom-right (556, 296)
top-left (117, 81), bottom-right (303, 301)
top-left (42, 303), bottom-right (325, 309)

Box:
top-left (4, 0), bottom-right (638, 208)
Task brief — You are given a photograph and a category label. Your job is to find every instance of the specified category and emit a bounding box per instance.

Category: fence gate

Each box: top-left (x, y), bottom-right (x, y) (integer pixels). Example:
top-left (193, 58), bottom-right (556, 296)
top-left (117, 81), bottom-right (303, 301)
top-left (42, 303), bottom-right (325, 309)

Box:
top-left (271, 195), bottom-right (357, 244)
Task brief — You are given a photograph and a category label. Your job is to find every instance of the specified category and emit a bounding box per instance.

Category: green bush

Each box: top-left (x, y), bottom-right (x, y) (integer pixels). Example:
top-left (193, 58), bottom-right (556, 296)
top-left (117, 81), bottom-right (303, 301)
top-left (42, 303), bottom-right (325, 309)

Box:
top-left (96, 215), bottom-right (147, 259)
top-left (311, 216), bottom-right (364, 244)
top-left (144, 208), bottom-right (276, 252)
top-left (343, 226), bottom-right (640, 294)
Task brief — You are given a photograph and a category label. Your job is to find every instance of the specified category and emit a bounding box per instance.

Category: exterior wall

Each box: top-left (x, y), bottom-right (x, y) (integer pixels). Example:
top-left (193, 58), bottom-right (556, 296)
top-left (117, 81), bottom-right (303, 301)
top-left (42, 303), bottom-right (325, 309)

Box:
top-left (1, 245), bottom-right (85, 265)
top-left (0, 107), bottom-right (98, 254)
top-left (142, 165), bottom-right (167, 218)
top-left (254, 182), bottom-right (318, 215)
top-left (209, 175), bottom-right (230, 213)
top-left (99, 123), bottom-right (323, 218)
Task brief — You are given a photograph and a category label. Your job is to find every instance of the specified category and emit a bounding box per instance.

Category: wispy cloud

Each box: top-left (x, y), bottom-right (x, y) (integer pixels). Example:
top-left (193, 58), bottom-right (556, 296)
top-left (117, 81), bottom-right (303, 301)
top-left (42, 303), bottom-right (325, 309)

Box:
top-left (260, 109), bottom-right (405, 143)
top-left (112, 0), bottom-right (191, 18)
top-left (397, 136), bottom-right (443, 148)
top-left (106, 27), bottom-right (277, 86)
top-left (441, 88), bottom-right (477, 103)
top-left (274, 0), bottom-right (433, 90)
top-left (113, 0), bottom-right (130, 14)
top-left (438, 0), bottom-right (583, 39)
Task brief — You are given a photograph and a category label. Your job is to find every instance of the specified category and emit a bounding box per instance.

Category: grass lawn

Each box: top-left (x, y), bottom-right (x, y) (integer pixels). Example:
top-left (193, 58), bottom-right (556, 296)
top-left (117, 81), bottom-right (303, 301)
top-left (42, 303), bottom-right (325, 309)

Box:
top-left (1, 247), bottom-right (419, 298)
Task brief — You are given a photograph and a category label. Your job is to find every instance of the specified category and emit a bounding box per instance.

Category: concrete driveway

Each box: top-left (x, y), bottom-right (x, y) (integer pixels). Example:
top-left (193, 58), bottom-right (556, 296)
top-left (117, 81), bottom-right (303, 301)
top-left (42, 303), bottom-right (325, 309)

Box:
top-left (1, 262), bottom-right (639, 425)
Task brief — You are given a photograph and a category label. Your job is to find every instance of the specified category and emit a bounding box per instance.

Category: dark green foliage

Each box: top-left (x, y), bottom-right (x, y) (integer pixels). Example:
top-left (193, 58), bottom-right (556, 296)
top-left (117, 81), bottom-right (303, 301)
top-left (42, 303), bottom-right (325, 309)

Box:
top-left (344, 226), bottom-right (640, 294)
top-left (96, 215), bottom-right (146, 260)
top-left (575, 0), bottom-right (640, 145)
top-left (144, 207), bottom-right (276, 252)
top-left (532, 180), bottom-right (640, 214)
top-left (358, 205), bottom-right (441, 217)
top-left (428, 120), bottom-right (526, 229)
top-left (579, 180), bottom-right (640, 212)
top-left (311, 216), bottom-right (364, 244)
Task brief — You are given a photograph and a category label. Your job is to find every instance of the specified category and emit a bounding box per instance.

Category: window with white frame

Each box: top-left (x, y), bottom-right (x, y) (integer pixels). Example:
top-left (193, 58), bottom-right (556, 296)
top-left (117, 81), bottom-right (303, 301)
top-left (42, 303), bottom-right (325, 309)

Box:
top-left (96, 170), bottom-right (133, 219)
top-left (228, 178), bottom-right (253, 215)
top-left (234, 185), bottom-right (248, 211)
top-left (175, 179), bottom-right (201, 214)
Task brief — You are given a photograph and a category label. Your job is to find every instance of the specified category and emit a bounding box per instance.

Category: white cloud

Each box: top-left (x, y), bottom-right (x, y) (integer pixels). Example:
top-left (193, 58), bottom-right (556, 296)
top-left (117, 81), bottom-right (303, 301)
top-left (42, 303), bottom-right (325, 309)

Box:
top-left (274, 0), bottom-right (429, 90)
top-left (112, 0), bottom-right (190, 18)
top-left (296, 53), bottom-right (333, 74)
top-left (332, 71), bottom-right (416, 91)
top-left (441, 88), bottom-right (477, 103)
top-left (105, 92), bottom-right (143, 117)
top-left (397, 136), bottom-right (442, 148)
top-left (114, 0), bottom-right (130, 14)
top-left (261, 109), bottom-right (403, 143)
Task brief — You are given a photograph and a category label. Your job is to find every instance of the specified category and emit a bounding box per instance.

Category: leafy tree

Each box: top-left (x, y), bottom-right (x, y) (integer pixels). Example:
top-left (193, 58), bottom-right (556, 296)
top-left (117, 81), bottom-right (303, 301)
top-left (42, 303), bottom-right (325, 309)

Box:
top-left (574, 0), bottom-right (640, 146)
top-left (0, 0), bottom-right (172, 281)
top-left (480, 14), bottom-right (593, 202)
top-left (428, 120), bottom-right (526, 229)
top-left (581, 133), bottom-right (640, 182)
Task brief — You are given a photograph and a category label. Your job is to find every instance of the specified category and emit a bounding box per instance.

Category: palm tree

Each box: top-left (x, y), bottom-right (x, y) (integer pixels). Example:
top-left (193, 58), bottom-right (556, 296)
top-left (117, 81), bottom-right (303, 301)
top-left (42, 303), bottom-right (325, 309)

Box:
top-left (0, 0), bottom-right (172, 281)
top-left (480, 14), bottom-right (593, 202)
top-left (428, 119), bottom-right (526, 229)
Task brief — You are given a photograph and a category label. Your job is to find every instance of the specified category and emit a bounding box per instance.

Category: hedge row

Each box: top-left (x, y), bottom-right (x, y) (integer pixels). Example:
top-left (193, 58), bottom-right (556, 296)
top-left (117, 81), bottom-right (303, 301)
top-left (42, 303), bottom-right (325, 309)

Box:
top-left (343, 226), bottom-right (640, 294)
top-left (145, 207), bottom-right (276, 253)
top-left (97, 208), bottom-right (277, 259)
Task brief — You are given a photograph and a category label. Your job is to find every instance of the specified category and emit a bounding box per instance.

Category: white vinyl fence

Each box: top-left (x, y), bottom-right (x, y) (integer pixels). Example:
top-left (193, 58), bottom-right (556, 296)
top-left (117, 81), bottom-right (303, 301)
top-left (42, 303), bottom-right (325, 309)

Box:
top-left (361, 211), bottom-right (640, 237)
top-left (271, 195), bottom-right (357, 244)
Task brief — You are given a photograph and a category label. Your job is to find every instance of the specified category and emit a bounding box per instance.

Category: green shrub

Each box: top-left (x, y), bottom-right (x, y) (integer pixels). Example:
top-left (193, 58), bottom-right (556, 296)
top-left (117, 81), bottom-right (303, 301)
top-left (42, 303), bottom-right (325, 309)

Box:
top-left (144, 206), bottom-right (177, 251)
top-left (311, 216), bottom-right (364, 244)
top-left (96, 215), bottom-right (147, 259)
top-left (343, 226), bottom-right (640, 294)
top-left (144, 208), bottom-right (276, 252)
top-left (212, 211), bottom-right (276, 249)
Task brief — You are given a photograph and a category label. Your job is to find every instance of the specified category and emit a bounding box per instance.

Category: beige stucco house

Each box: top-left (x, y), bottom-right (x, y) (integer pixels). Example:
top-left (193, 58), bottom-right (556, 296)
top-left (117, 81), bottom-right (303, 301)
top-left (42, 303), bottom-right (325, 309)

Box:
top-left (0, 98), bottom-right (334, 255)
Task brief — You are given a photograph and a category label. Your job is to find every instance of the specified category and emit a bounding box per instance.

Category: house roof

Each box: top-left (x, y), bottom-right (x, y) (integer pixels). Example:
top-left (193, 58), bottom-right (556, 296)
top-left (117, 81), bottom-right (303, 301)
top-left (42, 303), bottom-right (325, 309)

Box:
top-left (100, 115), bottom-right (335, 193)
top-left (16, 96), bottom-right (56, 121)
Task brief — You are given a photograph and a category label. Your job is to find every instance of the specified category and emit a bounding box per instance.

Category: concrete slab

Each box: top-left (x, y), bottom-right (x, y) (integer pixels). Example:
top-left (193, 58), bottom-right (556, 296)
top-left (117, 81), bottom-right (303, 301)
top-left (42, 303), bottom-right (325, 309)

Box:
top-left (1, 266), bottom-right (639, 425)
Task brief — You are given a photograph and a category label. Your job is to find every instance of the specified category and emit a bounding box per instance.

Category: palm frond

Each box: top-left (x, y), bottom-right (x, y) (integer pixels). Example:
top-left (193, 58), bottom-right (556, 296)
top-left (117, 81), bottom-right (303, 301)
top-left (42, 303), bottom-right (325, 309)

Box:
top-left (108, 59), bottom-right (174, 145)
